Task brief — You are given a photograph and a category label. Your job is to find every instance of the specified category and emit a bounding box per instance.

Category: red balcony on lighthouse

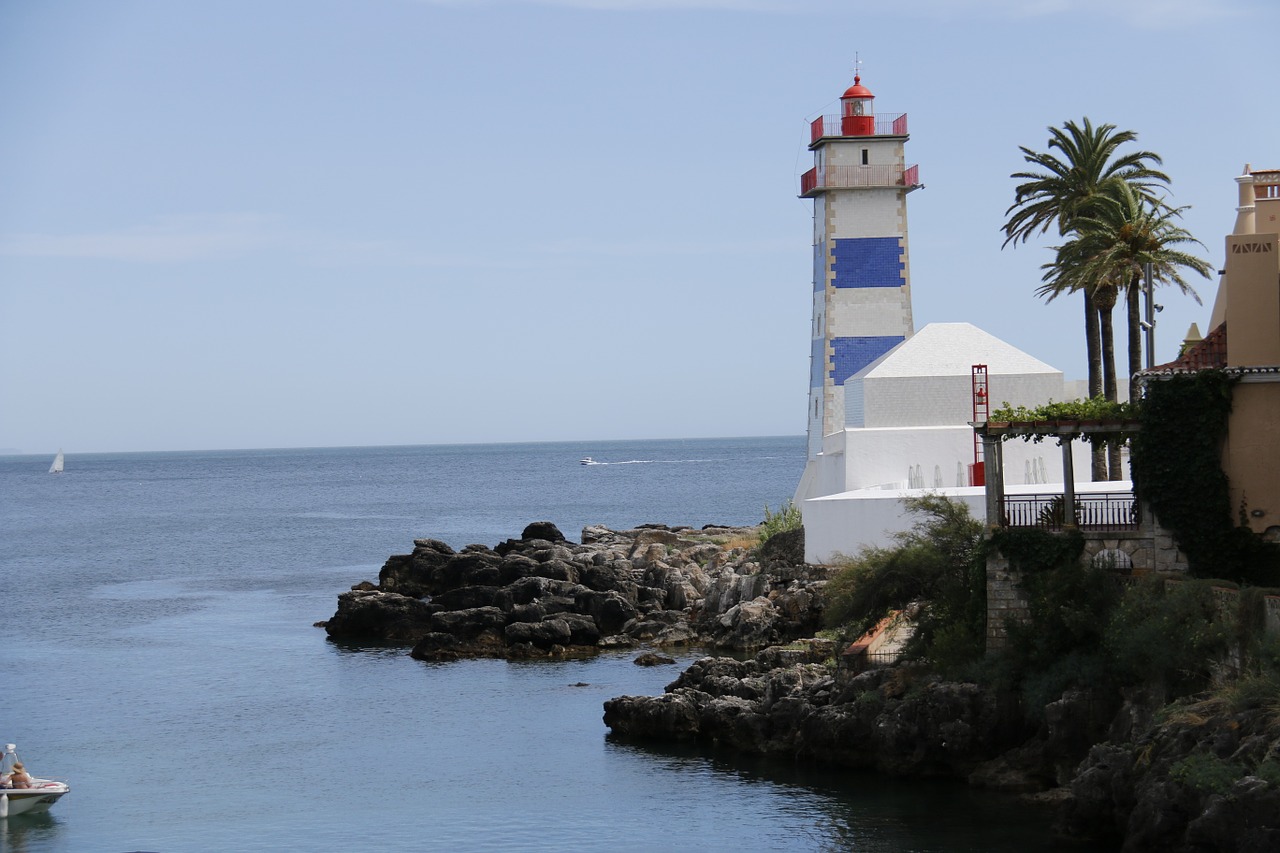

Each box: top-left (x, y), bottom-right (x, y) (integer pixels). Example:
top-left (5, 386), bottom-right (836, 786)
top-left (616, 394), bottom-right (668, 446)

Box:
top-left (800, 162), bottom-right (921, 197)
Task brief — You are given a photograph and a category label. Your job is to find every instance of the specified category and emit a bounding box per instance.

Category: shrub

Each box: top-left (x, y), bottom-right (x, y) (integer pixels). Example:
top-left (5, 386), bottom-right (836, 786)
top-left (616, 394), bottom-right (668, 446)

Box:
top-left (1105, 577), bottom-right (1231, 697)
top-left (758, 500), bottom-right (802, 545)
top-left (1170, 753), bottom-right (1245, 794)
top-left (823, 495), bottom-right (985, 670)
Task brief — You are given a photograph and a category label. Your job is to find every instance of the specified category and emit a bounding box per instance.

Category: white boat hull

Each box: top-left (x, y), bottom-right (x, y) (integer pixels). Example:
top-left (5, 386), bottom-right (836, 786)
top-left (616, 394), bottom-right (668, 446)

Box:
top-left (1, 782), bottom-right (69, 817)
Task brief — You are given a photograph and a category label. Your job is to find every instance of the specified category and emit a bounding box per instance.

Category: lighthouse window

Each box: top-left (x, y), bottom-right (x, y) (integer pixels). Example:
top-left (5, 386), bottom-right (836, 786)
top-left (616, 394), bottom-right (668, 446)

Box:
top-left (861, 149), bottom-right (869, 166)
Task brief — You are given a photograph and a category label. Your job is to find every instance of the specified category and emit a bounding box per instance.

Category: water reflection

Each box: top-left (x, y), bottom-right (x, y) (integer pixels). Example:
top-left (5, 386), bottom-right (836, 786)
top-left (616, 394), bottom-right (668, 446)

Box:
top-left (606, 737), bottom-right (1116, 852)
top-left (0, 812), bottom-right (61, 853)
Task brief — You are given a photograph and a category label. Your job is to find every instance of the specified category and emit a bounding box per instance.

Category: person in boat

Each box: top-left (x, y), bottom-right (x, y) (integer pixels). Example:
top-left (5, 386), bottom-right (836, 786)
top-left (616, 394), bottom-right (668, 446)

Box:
top-left (7, 762), bottom-right (32, 789)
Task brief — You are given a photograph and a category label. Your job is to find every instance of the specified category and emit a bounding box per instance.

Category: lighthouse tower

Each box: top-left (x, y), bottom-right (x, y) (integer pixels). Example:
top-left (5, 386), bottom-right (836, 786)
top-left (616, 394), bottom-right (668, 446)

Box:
top-left (800, 75), bottom-right (920, 459)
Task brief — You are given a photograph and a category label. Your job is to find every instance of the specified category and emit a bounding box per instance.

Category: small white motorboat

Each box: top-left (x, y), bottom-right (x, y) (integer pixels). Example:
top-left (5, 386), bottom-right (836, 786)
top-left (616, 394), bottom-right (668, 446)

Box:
top-left (580, 457), bottom-right (599, 466)
top-left (1, 745), bottom-right (68, 818)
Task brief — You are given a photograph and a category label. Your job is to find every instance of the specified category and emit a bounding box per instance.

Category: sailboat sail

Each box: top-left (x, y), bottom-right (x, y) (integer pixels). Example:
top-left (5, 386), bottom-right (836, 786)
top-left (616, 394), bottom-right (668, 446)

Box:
top-left (49, 450), bottom-right (64, 474)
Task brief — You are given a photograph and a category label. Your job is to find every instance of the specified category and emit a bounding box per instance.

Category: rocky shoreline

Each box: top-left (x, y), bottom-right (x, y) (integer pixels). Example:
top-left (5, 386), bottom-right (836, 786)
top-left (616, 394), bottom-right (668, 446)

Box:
top-left (603, 647), bottom-right (1280, 850)
top-left (321, 521), bottom-right (829, 660)
top-left (324, 521), bottom-right (1280, 851)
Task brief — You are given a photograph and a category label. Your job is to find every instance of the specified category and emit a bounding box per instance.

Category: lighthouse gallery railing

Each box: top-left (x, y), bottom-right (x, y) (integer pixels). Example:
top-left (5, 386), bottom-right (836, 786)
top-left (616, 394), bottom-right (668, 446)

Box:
top-left (810, 113), bottom-right (909, 143)
top-left (800, 164), bottom-right (920, 196)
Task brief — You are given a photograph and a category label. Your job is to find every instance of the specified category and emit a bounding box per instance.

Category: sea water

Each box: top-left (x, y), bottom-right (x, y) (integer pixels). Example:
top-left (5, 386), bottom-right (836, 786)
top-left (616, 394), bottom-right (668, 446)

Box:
top-left (0, 438), bottom-right (1101, 852)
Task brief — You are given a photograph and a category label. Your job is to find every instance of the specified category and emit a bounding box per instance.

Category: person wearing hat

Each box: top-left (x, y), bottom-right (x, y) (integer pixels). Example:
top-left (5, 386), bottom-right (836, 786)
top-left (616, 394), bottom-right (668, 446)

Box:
top-left (8, 762), bottom-right (32, 789)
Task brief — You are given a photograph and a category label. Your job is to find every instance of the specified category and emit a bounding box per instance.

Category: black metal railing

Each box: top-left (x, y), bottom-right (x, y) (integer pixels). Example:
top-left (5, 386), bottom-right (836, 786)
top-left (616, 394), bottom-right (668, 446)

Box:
top-left (1002, 492), bottom-right (1138, 531)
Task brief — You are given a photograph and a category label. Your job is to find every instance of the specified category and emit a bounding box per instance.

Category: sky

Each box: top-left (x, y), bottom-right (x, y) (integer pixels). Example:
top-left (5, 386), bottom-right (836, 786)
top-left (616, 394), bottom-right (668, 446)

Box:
top-left (1, 0), bottom-right (1275, 454)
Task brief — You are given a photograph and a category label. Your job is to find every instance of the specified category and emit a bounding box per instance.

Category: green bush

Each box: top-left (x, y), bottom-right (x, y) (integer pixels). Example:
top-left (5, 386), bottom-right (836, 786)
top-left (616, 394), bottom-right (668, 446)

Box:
top-left (1170, 753), bottom-right (1245, 794)
top-left (758, 500), bottom-right (802, 544)
top-left (1105, 577), bottom-right (1231, 696)
top-left (999, 546), bottom-right (1119, 713)
top-left (823, 495), bottom-right (985, 670)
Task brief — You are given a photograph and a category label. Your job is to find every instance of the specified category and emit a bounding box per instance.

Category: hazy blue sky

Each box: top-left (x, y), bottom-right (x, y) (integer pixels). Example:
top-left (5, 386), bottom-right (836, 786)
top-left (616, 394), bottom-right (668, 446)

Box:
top-left (2, 0), bottom-right (1275, 453)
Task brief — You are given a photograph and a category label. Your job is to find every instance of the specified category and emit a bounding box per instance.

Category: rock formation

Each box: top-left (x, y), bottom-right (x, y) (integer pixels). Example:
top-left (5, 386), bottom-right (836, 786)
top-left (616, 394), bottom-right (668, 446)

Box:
top-left (603, 647), bottom-right (1280, 850)
top-left (321, 521), bottom-right (830, 661)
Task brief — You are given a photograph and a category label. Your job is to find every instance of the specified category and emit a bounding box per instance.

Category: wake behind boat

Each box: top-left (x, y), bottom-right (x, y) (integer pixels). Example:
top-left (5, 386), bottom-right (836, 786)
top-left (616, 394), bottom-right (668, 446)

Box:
top-left (1, 744), bottom-right (68, 818)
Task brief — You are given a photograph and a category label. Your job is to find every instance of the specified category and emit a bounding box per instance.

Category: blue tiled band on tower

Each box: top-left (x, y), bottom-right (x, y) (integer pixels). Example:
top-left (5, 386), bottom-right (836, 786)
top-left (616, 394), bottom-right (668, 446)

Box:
top-left (831, 237), bottom-right (904, 288)
top-left (829, 335), bottom-right (904, 385)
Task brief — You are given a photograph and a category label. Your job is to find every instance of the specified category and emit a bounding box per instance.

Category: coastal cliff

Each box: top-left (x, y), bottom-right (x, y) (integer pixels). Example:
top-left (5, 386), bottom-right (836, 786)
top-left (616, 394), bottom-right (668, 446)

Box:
top-left (603, 650), bottom-right (1280, 851)
top-left (321, 521), bottom-right (829, 660)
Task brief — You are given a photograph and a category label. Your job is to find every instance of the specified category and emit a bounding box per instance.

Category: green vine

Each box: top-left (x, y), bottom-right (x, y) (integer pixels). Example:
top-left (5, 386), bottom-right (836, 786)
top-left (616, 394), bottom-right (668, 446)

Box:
top-left (991, 397), bottom-right (1138, 423)
top-left (1130, 371), bottom-right (1280, 584)
top-left (990, 397), bottom-right (1139, 446)
top-left (990, 526), bottom-right (1085, 573)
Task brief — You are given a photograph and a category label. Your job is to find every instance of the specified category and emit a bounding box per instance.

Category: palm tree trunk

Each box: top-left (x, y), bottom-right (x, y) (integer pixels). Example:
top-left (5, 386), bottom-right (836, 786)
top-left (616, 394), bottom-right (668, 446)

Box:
top-left (1085, 289), bottom-right (1102, 399)
top-left (1098, 291), bottom-right (1124, 480)
top-left (1100, 305), bottom-right (1117, 403)
top-left (1084, 290), bottom-right (1107, 481)
top-left (1127, 279), bottom-right (1142, 402)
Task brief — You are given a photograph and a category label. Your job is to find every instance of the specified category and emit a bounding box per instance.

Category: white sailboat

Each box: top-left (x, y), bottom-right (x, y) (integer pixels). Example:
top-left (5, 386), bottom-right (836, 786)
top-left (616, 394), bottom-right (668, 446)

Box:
top-left (49, 450), bottom-right (64, 474)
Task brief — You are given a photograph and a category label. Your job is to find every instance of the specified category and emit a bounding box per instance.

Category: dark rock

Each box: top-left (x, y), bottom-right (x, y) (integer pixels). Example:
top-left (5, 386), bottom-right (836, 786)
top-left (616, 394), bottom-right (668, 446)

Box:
top-left (507, 601), bottom-right (547, 624)
top-left (758, 527), bottom-right (804, 568)
top-left (438, 552), bottom-right (501, 591)
top-left (578, 564), bottom-right (630, 594)
top-left (325, 590), bottom-right (440, 642)
top-left (634, 652), bottom-right (677, 666)
top-left (380, 539), bottom-right (456, 597)
top-left (574, 589), bottom-right (638, 634)
top-left (498, 554), bottom-right (539, 584)
top-left (521, 521), bottom-right (565, 542)
top-left (432, 585), bottom-right (506, 611)
top-left (1186, 776), bottom-right (1280, 852)
top-left (560, 613), bottom-right (601, 646)
top-left (505, 617), bottom-right (572, 648)
top-left (603, 692), bottom-right (702, 740)
top-left (430, 606), bottom-right (507, 639)
top-left (528, 558), bottom-right (577, 584)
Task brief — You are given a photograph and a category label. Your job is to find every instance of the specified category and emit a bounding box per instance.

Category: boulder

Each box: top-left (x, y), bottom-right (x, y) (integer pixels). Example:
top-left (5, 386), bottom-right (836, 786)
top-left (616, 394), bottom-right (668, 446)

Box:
top-left (634, 652), bottom-right (677, 666)
top-left (521, 521), bottom-right (566, 542)
top-left (325, 590), bottom-right (439, 642)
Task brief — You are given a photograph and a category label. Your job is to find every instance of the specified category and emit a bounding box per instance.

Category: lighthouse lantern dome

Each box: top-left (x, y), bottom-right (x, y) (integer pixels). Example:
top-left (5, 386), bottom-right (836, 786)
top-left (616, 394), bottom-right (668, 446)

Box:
top-left (839, 76), bottom-right (876, 136)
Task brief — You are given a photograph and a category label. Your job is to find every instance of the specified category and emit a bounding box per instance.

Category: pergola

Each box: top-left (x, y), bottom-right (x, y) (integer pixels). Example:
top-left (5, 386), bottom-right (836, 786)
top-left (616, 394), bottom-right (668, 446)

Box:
top-left (972, 420), bottom-right (1142, 531)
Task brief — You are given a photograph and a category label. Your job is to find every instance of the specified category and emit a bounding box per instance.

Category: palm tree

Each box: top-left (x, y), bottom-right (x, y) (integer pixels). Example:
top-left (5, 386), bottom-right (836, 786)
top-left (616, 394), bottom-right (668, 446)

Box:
top-left (1038, 182), bottom-right (1212, 478)
top-left (1056, 182), bottom-right (1211, 400)
top-left (1035, 249), bottom-right (1122, 477)
top-left (1003, 118), bottom-right (1170, 480)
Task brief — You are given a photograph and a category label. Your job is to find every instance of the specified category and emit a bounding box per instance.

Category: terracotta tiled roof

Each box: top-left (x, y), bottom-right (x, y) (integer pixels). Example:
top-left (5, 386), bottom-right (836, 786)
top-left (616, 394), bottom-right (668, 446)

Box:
top-left (1145, 323), bottom-right (1228, 373)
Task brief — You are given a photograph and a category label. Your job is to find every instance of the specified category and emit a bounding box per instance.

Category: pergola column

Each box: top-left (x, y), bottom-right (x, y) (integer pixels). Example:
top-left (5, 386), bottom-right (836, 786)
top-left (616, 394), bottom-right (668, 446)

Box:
top-left (1061, 438), bottom-right (1077, 529)
top-left (983, 433), bottom-right (1003, 529)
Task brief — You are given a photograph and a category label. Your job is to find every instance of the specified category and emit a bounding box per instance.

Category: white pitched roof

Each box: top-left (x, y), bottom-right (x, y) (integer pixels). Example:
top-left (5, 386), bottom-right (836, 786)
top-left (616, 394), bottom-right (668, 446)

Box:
top-left (854, 322), bottom-right (1060, 379)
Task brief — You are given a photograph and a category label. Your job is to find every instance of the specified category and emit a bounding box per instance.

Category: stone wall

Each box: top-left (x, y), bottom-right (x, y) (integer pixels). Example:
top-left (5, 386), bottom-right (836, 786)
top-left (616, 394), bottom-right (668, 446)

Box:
top-left (985, 552), bottom-right (1028, 651)
top-left (986, 508), bottom-right (1190, 652)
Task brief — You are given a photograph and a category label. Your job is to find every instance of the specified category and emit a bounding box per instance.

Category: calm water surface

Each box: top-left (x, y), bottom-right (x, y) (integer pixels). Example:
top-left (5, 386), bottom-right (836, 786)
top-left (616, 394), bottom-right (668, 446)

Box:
top-left (1, 438), bottom-right (1099, 851)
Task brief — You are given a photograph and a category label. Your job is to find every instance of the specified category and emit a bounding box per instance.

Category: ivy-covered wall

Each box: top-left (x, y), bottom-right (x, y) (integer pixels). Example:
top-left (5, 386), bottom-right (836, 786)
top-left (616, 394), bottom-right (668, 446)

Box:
top-left (1131, 371), bottom-right (1280, 585)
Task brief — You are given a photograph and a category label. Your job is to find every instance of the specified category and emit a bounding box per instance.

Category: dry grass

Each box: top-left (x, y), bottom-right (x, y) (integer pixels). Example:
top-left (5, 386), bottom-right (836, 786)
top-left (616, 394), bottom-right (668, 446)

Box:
top-left (719, 534), bottom-right (759, 552)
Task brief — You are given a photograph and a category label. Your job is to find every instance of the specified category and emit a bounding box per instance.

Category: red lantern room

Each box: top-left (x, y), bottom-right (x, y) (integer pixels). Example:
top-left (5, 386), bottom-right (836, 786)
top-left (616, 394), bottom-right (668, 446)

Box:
top-left (840, 76), bottom-right (875, 136)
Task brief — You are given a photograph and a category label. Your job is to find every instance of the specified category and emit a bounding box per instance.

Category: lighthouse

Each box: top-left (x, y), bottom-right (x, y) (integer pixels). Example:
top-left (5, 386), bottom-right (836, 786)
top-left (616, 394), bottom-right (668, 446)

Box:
top-left (793, 77), bottom-right (1094, 563)
top-left (800, 75), bottom-right (920, 459)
